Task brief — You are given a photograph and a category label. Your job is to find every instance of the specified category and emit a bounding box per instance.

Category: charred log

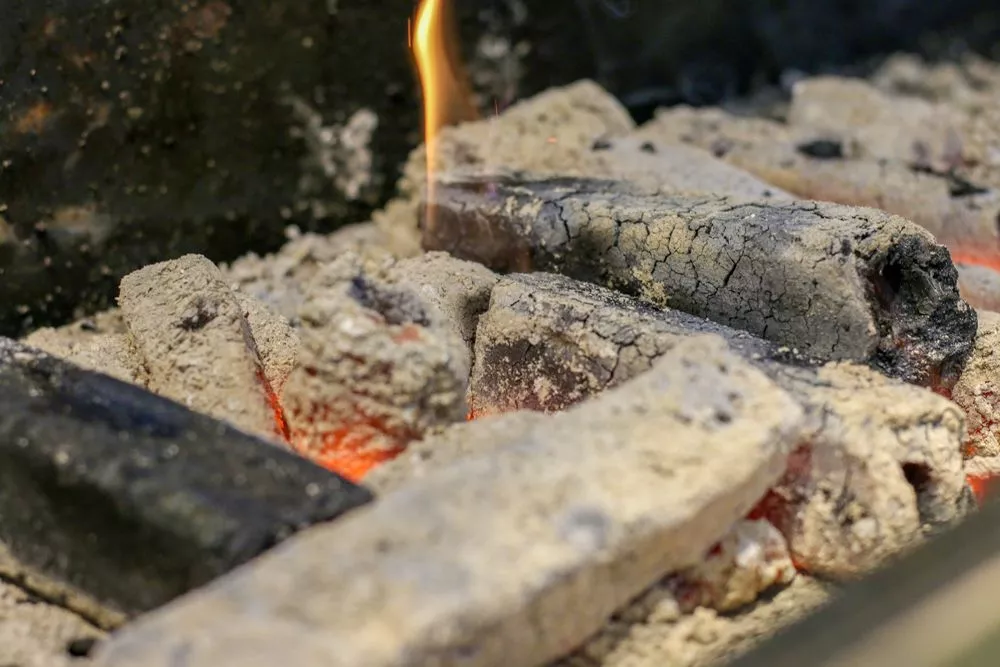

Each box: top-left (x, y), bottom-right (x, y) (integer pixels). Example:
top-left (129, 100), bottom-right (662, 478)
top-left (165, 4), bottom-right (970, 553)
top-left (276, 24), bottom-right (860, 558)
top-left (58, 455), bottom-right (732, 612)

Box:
top-left (0, 339), bottom-right (371, 626)
top-left (423, 174), bottom-right (977, 387)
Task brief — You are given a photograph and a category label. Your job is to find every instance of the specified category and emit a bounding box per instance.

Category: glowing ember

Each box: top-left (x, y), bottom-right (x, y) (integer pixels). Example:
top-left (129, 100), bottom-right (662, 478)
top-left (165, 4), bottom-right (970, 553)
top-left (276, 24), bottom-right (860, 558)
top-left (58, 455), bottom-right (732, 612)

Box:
top-left (950, 250), bottom-right (1000, 273)
top-left (289, 414), bottom-right (407, 483)
top-left (255, 367), bottom-right (291, 442)
top-left (967, 474), bottom-right (998, 505)
top-left (412, 0), bottom-right (478, 227)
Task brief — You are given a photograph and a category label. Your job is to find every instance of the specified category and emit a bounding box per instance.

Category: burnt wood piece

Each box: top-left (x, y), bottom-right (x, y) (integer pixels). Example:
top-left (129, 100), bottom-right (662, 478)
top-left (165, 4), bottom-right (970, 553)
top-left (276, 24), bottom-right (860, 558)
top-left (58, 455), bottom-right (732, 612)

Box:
top-left (471, 272), bottom-right (969, 578)
top-left (0, 337), bottom-right (371, 627)
top-left (423, 174), bottom-right (977, 387)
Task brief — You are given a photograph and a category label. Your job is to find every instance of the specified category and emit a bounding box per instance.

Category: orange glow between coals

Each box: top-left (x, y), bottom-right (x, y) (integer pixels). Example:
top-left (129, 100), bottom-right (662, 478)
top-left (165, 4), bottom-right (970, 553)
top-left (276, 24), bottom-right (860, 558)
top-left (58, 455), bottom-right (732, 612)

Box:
top-left (950, 250), bottom-right (1000, 273)
top-left (967, 475), bottom-right (995, 506)
top-left (412, 0), bottom-right (478, 228)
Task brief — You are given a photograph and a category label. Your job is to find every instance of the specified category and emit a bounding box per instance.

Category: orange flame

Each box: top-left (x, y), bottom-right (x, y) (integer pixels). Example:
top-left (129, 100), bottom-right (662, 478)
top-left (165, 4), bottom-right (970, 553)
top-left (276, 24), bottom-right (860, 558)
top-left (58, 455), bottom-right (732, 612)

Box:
top-left (412, 0), bottom-right (479, 225)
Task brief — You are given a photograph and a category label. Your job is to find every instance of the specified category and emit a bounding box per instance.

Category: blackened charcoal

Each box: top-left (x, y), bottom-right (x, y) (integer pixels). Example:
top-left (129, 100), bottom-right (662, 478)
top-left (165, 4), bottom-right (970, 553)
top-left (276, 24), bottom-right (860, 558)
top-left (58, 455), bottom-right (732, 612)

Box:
top-left (0, 338), bottom-right (371, 626)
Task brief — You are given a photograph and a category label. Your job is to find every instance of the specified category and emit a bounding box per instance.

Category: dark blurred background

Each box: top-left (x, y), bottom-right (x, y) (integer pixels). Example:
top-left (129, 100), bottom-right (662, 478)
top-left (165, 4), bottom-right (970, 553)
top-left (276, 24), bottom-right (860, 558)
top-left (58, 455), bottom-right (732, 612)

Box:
top-left (1, 0), bottom-right (998, 335)
top-left (473, 0), bottom-right (1000, 119)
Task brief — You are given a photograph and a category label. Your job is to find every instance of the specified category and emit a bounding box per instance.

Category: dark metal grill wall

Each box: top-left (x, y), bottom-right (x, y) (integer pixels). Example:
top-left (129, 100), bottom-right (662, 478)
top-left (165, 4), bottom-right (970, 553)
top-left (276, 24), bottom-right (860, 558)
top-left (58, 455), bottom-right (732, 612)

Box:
top-left (0, 0), bottom-right (996, 336)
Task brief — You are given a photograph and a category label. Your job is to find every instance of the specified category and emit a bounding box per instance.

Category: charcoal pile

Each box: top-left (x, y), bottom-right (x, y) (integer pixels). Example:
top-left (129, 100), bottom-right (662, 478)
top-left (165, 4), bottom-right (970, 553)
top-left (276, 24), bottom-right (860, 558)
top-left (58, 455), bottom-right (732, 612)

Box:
top-left (7, 55), bottom-right (1000, 667)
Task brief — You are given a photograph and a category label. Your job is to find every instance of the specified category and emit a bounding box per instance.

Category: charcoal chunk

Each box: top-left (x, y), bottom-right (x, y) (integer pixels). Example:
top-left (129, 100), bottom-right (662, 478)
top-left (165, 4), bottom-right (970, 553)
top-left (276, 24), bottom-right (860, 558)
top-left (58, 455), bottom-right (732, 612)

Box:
top-left (423, 174), bottom-right (977, 387)
top-left (0, 338), bottom-right (371, 627)
top-left (470, 272), bottom-right (967, 577)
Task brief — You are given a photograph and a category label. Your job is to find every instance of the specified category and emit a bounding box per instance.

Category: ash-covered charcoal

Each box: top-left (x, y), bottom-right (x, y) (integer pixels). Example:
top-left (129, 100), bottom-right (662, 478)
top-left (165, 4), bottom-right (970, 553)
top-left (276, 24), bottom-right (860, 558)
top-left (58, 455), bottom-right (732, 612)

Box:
top-left (280, 253), bottom-right (471, 481)
top-left (389, 80), bottom-right (792, 255)
top-left (786, 77), bottom-right (964, 170)
top-left (21, 326), bottom-right (139, 386)
top-left (364, 411), bottom-right (553, 495)
top-left (472, 272), bottom-right (968, 577)
top-left (669, 519), bottom-right (797, 613)
top-left (381, 252), bottom-right (499, 373)
top-left (951, 310), bottom-right (1000, 458)
top-left (234, 293), bottom-right (300, 397)
top-left (635, 87), bottom-right (1000, 262)
top-left (470, 272), bottom-right (805, 416)
top-left (400, 80), bottom-right (635, 192)
top-left (957, 264), bottom-right (1000, 313)
top-left (222, 222), bottom-right (399, 321)
top-left (425, 174), bottom-right (977, 387)
top-left (386, 80), bottom-right (637, 256)
top-left (756, 363), bottom-right (969, 577)
top-left (117, 254), bottom-right (289, 441)
top-left (586, 136), bottom-right (794, 201)
top-left (0, 338), bottom-right (371, 626)
top-left (93, 336), bottom-right (808, 667)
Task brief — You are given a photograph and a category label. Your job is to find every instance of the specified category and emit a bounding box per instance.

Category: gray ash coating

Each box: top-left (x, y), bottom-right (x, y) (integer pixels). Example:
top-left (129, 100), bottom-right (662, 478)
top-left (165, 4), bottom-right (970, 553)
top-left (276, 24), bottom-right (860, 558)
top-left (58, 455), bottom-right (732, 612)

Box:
top-left (423, 173), bottom-right (977, 388)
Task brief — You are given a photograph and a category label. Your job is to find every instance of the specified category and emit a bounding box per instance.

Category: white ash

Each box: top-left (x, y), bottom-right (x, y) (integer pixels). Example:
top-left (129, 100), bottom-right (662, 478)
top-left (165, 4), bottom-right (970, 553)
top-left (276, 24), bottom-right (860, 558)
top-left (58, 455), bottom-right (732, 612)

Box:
top-left (671, 519), bottom-right (797, 613)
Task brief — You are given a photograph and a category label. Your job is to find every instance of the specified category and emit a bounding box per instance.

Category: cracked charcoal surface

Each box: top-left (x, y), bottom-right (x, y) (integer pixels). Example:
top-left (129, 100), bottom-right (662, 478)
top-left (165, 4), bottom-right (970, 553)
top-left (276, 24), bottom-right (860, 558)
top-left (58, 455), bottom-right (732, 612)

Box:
top-left (425, 175), bottom-right (977, 387)
top-left (471, 272), bottom-right (967, 577)
top-left (0, 337), bottom-right (371, 624)
top-left (94, 336), bottom-right (807, 667)
top-left (390, 81), bottom-right (790, 258)
top-left (470, 272), bottom-right (815, 417)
